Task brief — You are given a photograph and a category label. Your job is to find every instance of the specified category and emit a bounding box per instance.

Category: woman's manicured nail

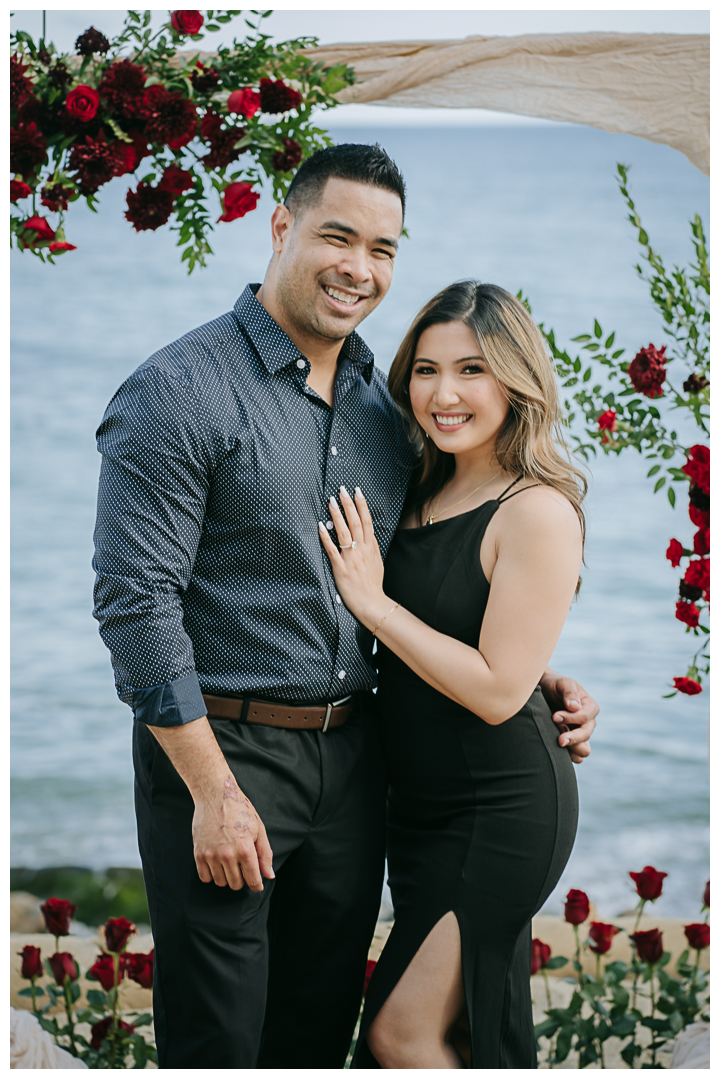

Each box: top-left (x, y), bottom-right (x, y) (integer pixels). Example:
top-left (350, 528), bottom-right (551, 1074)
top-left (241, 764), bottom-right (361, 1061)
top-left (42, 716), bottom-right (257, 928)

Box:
top-left (355, 486), bottom-right (364, 498)
top-left (330, 496), bottom-right (338, 509)
top-left (340, 485), bottom-right (349, 498)
top-left (318, 521), bottom-right (326, 531)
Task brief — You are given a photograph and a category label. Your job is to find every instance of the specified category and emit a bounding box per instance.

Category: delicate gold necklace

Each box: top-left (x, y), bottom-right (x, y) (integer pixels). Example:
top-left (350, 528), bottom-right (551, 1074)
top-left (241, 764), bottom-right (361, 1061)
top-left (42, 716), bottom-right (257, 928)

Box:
top-left (425, 471), bottom-right (501, 525)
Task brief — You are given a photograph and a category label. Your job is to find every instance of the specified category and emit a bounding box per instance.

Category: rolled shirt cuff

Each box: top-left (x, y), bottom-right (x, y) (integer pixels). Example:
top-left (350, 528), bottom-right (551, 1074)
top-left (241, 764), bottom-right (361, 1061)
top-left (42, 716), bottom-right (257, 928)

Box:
top-left (131, 671), bottom-right (207, 727)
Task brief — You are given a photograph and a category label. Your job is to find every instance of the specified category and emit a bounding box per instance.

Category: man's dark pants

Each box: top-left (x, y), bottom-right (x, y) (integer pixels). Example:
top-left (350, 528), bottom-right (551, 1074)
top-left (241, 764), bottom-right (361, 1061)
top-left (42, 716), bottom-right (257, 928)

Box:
top-left (133, 694), bottom-right (387, 1068)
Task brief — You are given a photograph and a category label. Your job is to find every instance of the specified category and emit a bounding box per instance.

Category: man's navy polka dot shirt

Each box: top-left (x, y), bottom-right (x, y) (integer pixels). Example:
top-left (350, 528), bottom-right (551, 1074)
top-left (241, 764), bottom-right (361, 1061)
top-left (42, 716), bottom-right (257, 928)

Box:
top-left (93, 285), bottom-right (416, 727)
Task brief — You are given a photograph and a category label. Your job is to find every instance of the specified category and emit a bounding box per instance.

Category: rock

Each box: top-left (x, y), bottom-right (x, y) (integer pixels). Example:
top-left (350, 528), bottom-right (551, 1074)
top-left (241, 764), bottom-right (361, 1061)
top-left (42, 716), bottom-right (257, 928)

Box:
top-left (10, 1006), bottom-right (88, 1068)
top-left (10, 893), bottom-right (45, 934)
top-left (670, 1021), bottom-right (710, 1069)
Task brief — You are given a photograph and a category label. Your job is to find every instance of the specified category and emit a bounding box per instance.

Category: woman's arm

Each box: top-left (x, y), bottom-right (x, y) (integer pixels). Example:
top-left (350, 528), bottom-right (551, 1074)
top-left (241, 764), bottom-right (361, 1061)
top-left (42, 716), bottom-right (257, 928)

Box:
top-left (320, 486), bottom-right (582, 726)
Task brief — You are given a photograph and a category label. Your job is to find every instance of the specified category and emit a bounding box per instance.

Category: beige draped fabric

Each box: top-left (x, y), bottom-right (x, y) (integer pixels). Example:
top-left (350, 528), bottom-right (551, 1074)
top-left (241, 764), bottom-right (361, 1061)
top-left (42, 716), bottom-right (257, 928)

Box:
top-left (300, 33), bottom-right (709, 175)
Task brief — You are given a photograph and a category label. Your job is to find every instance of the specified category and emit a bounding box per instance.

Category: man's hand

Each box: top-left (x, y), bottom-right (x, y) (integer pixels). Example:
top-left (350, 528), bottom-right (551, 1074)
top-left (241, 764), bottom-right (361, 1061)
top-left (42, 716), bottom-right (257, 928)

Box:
top-left (148, 716), bottom-right (274, 891)
top-left (539, 669), bottom-right (599, 764)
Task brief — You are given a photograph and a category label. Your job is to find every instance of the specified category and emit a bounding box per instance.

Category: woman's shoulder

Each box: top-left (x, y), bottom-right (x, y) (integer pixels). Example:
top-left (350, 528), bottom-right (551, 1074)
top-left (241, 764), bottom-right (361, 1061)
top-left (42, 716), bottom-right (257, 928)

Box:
top-left (498, 482), bottom-right (582, 539)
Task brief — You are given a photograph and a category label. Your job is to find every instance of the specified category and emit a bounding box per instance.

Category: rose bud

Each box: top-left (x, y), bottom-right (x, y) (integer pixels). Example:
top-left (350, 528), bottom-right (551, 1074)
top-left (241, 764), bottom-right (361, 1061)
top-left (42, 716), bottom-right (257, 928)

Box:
top-left (41, 897), bottom-right (77, 937)
top-left (684, 923), bottom-right (710, 951)
top-left (18, 945), bottom-right (44, 980)
top-left (363, 958), bottom-right (376, 997)
top-left (104, 916), bottom-right (136, 953)
top-left (629, 866), bottom-right (667, 901)
top-left (90, 1015), bottom-right (135, 1051)
top-left (531, 938), bottom-right (552, 974)
top-left (564, 889), bottom-right (590, 925)
top-left (703, 880), bottom-right (710, 909)
top-left (126, 949), bottom-right (154, 989)
top-left (49, 951), bottom-right (79, 985)
top-left (89, 952), bottom-right (127, 991)
top-left (588, 921), bottom-right (621, 955)
top-left (630, 928), bottom-right (664, 964)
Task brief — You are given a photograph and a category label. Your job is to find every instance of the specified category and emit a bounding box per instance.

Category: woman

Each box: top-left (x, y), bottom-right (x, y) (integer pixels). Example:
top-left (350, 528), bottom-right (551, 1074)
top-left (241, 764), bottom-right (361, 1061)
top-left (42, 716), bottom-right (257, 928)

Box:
top-left (318, 281), bottom-right (585, 1069)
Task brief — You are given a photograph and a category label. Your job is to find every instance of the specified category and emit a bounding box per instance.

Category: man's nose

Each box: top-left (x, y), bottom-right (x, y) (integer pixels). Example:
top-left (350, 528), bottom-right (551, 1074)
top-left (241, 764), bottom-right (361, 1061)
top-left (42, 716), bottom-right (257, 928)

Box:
top-left (336, 247), bottom-right (371, 283)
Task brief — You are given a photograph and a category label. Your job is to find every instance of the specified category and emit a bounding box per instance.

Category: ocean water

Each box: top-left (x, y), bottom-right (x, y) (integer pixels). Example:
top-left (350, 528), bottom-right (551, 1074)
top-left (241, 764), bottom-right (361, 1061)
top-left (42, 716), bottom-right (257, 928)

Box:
top-left (11, 123), bottom-right (709, 919)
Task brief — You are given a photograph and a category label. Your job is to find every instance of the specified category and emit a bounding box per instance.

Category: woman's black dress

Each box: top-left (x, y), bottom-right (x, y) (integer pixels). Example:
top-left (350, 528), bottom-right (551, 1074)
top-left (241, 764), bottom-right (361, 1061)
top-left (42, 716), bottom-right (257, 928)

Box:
top-left (352, 480), bottom-right (579, 1069)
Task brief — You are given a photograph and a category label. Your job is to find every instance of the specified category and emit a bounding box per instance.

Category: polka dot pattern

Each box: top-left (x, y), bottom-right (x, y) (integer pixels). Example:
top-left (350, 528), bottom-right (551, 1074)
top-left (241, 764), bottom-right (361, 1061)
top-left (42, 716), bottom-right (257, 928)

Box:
top-left (93, 285), bottom-right (416, 726)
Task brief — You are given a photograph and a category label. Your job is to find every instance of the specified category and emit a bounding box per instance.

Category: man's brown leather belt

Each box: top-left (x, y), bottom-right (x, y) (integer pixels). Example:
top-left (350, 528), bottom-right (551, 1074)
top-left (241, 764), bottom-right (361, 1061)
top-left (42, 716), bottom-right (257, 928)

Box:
top-left (202, 693), bottom-right (353, 733)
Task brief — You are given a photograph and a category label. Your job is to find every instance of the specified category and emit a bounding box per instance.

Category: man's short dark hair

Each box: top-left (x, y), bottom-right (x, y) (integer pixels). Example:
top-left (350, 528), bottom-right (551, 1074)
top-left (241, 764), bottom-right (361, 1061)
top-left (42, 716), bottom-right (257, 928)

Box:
top-left (284, 142), bottom-right (406, 219)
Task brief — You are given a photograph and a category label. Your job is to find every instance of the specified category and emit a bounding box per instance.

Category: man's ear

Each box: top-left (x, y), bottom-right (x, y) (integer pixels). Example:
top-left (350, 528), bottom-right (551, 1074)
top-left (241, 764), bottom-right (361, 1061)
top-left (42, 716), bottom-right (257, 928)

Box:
top-left (269, 203), bottom-right (294, 254)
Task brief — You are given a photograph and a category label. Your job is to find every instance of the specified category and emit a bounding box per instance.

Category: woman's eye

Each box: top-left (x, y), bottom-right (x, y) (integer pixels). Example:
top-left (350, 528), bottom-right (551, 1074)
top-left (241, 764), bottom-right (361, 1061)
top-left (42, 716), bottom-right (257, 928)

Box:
top-left (461, 364), bottom-right (485, 374)
top-left (413, 365), bottom-right (436, 376)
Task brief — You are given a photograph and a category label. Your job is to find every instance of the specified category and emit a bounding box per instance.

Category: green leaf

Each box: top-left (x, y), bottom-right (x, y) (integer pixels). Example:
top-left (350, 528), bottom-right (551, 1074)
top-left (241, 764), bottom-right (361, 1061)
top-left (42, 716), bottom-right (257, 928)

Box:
top-left (667, 486), bottom-right (676, 507)
top-left (572, 334), bottom-right (592, 343)
top-left (86, 989), bottom-right (106, 1008)
top-left (534, 1017), bottom-right (560, 1039)
top-left (583, 368), bottom-right (592, 382)
top-left (133, 1036), bottom-right (148, 1069)
top-left (545, 956), bottom-right (569, 970)
top-left (593, 319), bottom-right (602, 338)
top-left (654, 477), bottom-right (666, 492)
top-left (647, 465), bottom-right (661, 477)
top-left (555, 1025), bottom-right (574, 1062)
top-left (604, 331), bottom-right (616, 348)
top-left (611, 1016), bottom-right (636, 1038)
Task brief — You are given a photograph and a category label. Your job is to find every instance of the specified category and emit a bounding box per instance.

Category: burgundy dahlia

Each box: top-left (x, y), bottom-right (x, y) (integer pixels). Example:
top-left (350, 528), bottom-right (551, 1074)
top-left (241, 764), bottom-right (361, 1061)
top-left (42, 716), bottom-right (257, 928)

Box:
top-left (627, 344), bottom-right (667, 398)
top-left (48, 61), bottom-right (72, 90)
top-left (200, 111), bottom-right (246, 171)
top-left (271, 136), bottom-right (303, 173)
top-left (41, 182), bottom-right (76, 212)
top-left (68, 132), bottom-right (120, 194)
top-left (679, 579), bottom-right (703, 602)
top-left (125, 182), bottom-right (175, 231)
top-left (683, 373), bottom-right (709, 395)
top-left (75, 27), bottom-right (111, 56)
top-left (10, 123), bottom-right (48, 178)
top-left (190, 62), bottom-right (221, 94)
top-left (259, 77), bottom-right (302, 114)
top-left (159, 164), bottom-right (195, 195)
top-left (11, 54), bottom-right (35, 110)
top-left (98, 59), bottom-right (146, 119)
top-left (141, 85), bottom-right (197, 149)
top-left (689, 484), bottom-right (710, 517)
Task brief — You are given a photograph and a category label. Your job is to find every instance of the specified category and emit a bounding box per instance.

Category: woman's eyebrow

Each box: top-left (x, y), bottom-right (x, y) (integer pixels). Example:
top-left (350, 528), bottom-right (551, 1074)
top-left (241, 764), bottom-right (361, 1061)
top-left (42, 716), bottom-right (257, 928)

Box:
top-left (413, 355), bottom-right (485, 364)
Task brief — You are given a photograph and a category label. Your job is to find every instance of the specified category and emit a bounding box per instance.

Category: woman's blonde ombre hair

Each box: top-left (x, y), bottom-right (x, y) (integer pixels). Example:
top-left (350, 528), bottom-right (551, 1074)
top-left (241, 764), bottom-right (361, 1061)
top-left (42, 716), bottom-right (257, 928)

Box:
top-left (387, 281), bottom-right (587, 538)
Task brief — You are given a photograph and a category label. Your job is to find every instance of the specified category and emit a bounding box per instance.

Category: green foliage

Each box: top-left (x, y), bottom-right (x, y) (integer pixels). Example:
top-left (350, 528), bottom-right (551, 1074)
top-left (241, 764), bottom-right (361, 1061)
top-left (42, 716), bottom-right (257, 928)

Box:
top-left (10, 866), bottom-right (150, 926)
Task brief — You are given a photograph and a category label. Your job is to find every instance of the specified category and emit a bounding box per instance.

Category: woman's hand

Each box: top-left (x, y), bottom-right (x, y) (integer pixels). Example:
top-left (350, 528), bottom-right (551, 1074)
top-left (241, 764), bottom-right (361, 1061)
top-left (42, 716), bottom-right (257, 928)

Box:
top-left (319, 486), bottom-right (389, 630)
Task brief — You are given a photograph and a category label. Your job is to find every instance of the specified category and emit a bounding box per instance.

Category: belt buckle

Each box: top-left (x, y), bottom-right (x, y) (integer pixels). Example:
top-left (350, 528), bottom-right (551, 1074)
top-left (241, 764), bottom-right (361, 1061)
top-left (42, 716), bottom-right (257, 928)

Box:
top-left (322, 694), bottom-right (352, 734)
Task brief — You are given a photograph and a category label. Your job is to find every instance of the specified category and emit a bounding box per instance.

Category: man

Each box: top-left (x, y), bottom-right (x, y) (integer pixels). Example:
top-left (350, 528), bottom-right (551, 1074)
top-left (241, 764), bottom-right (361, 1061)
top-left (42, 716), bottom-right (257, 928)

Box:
top-left (93, 143), bottom-right (598, 1068)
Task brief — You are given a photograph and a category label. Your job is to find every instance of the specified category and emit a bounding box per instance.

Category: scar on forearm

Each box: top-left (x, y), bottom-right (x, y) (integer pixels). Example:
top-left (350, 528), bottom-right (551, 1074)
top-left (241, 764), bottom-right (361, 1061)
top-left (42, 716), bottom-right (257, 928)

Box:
top-left (223, 777), bottom-right (238, 800)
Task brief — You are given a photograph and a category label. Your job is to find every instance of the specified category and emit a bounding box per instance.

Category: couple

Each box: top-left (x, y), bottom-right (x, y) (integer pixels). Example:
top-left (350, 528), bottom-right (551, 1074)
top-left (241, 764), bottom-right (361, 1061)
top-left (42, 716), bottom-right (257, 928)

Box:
top-left (93, 143), bottom-right (595, 1069)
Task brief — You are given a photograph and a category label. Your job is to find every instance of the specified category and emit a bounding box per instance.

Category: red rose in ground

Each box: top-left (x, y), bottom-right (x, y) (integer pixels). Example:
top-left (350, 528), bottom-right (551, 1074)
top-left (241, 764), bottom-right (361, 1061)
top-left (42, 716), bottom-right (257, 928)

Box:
top-left (66, 84), bottom-right (100, 122)
top-left (597, 409), bottom-right (617, 432)
top-left (41, 182), bottom-right (75, 212)
top-left (190, 62), bottom-right (221, 94)
top-left (159, 164), bottom-right (195, 196)
top-left (629, 866), bottom-right (667, 901)
top-left (49, 240), bottom-right (77, 253)
top-left (272, 136), bottom-right (303, 173)
top-left (126, 950), bottom-right (154, 989)
top-left (49, 952), bottom-right (79, 984)
top-left (11, 54), bottom-right (35, 109)
top-left (363, 958), bottom-right (377, 996)
top-left (10, 123), bottom-right (48, 178)
top-left (227, 88), bottom-right (261, 118)
top-left (675, 600), bottom-right (700, 628)
top-left (703, 881), bottom-right (709, 908)
top-left (141, 85), bottom-right (197, 149)
top-left (630, 928), bottom-right (664, 964)
top-left (588, 922), bottom-right (621, 956)
top-left (171, 10), bottom-right (204, 35)
top-left (673, 676), bottom-right (702, 695)
top-left (530, 938), bottom-right (552, 974)
top-left (89, 952), bottom-right (128, 991)
top-left (98, 59), bottom-right (146, 118)
top-left (18, 945), bottom-right (44, 980)
top-left (10, 179), bottom-right (32, 202)
top-left (259, 77), bottom-right (302, 114)
top-left (665, 538), bottom-right (684, 567)
top-left (682, 445), bottom-right (710, 495)
top-left (218, 181), bottom-right (260, 222)
top-left (104, 916), bottom-right (136, 953)
top-left (564, 889), bottom-right (590, 925)
top-left (41, 897), bottom-right (76, 936)
top-left (684, 557), bottom-right (709, 598)
top-left (627, 344), bottom-right (667, 398)
top-left (90, 1016), bottom-right (135, 1051)
top-left (68, 132), bottom-right (120, 194)
top-left (125, 182), bottom-right (175, 231)
top-left (683, 373), bottom-right (709, 395)
top-left (684, 923), bottom-right (710, 951)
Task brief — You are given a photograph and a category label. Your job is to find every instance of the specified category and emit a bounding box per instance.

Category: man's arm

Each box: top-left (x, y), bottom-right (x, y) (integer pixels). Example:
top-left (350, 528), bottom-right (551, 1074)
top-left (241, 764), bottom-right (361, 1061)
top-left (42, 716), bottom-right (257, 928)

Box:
top-left (148, 717), bottom-right (274, 891)
top-left (539, 666), bottom-right (599, 764)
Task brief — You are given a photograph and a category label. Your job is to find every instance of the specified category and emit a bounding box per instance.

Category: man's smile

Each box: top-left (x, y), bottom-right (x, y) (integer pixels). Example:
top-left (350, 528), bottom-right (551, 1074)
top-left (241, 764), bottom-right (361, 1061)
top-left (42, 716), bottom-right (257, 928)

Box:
top-left (321, 283), bottom-right (370, 312)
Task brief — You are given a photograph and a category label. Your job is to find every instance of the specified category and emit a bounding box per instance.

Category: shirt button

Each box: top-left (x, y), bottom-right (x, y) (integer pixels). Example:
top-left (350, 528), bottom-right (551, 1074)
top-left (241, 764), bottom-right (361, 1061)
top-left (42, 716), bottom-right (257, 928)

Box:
top-left (326, 520), bottom-right (334, 531)
top-left (330, 446), bottom-right (338, 456)
top-left (296, 358), bottom-right (306, 369)
top-left (338, 670), bottom-right (346, 680)
top-left (336, 594), bottom-right (342, 604)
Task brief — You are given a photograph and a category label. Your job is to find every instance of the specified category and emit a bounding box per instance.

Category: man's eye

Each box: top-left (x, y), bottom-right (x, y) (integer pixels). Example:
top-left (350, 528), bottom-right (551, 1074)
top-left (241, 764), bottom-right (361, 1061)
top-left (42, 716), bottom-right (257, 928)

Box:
top-left (325, 234), bottom-right (349, 245)
top-left (374, 248), bottom-right (395, 259)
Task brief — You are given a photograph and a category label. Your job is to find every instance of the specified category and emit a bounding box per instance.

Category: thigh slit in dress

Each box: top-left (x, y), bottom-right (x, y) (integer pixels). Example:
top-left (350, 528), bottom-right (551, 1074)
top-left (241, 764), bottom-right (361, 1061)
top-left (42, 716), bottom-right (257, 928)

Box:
top-left (352, 480), bottom-right (579, 1069)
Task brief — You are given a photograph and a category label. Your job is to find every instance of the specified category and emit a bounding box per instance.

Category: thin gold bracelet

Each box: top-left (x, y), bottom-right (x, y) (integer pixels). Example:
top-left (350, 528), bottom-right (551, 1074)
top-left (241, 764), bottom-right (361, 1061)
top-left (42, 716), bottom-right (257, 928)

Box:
top-left (373, 601), bottom-right (400, 637)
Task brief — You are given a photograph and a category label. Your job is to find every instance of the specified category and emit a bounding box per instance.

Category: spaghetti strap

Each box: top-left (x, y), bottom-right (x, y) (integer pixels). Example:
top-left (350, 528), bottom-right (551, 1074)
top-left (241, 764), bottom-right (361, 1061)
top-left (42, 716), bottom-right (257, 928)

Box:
top-left (498, 480), bottom-right (541, 504)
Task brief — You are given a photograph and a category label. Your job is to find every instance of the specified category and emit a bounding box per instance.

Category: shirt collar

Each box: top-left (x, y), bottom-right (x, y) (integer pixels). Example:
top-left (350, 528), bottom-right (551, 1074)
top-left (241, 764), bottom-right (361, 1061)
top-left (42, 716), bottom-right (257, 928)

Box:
top-left (234, 284), bottom-right (376, 385)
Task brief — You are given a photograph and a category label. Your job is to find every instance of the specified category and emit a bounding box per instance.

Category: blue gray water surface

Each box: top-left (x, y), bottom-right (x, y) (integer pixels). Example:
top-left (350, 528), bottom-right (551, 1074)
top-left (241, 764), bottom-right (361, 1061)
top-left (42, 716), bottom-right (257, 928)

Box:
top-left (11, 124), bottom-right (709, 919)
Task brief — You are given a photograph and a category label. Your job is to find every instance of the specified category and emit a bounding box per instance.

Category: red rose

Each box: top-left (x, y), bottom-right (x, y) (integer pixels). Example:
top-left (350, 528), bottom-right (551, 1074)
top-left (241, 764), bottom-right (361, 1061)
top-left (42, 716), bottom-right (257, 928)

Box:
top-left (98, 59), bottom-right (146, 119)
top-left (218, 181), bottom-right (259, 223)
top-left (49, 240), bottom-right (77, 253)
top-left (89, 952), bottom-right (127, 991)
top-left (689, 504), bottom-right (710, 531)
top-left (684, 923), bottom-right (710, 951)
top-left (49, 951), bottom-right (79, 985)
top-left (227, 88), bottom-right (261, 118)
top-left (10, 179), bottom-right (32, 202)
top-left (703, 880), bottom-right (710, 908)
top-left (18, 945), bottom-right (44, 980)
top-left (673, 676), bottom-right (703, 695)
top-left (597, 409), bottom-right (617, 432)
top-left (126, 949), bottom-right (154, 989)
top-left (564, 889), bottom-right (590, 925)
top-left (630, 928), bottom-right (664, 964)
top-left (682, 445), bottom-right (710, 496)
top-left (159, 164), bottom-right (195, 196)
top-left (22, 214), bottom-right (55, 245)
top-left (90, 1016), bottom-right (135, 1051)
top-left (530, 938), bottom-right (552, 974)
top-left (125, 182), bottom-right (175, 232)
top-left (41, 897), bottom-right (76, 936)
top-left (363, 958), bottom-right (377, 997)
top-left (259, 77), bottom-right (302, 114)
top-left (627, 344), bottom-right (667, 398)
top-left (104, 916), bottom-right (136, 953)
top-left (10, 122), bottom-right (48, 178)
top-left (588, 921), bottom-right (621, 956)
top-left (272, 136), bottom-right (303, 173)
top-left (666, 539), bottom-right (684, 567)
top-left (684, 557), bottom-right (710, 597)
top-left (171, 10), bottom-right (204, 35)
top-left (629, 865), bottom-right (667, 902)
top-left (66, 84), bottom-right (100, 122)
top-left (675, 600), bottom-right (700, 628)
top-left (693, 528), bottom-right (709, 556)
